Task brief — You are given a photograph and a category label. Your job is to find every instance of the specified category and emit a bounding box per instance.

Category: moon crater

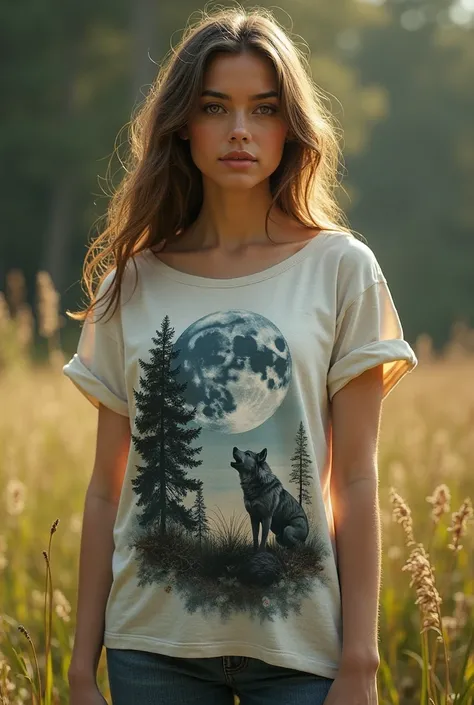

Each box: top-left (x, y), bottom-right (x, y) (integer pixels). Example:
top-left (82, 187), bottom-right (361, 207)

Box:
top-left (173, 310), bottom-right (292, 434)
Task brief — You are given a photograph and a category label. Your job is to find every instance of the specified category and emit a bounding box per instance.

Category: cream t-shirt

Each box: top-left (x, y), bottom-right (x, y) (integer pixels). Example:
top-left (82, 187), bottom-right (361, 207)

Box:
top-left (63, 230), bottom-right (417, 679)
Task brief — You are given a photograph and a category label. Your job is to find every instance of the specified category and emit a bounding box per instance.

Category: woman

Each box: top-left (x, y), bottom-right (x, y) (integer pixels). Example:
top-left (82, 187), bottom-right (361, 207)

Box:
top-left (64, 7), bottom-right (417, 705)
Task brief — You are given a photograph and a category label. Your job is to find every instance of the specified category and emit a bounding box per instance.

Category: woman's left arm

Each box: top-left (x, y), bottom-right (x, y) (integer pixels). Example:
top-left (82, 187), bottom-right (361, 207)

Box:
top-left (327, 363), bottom-right (384, 703)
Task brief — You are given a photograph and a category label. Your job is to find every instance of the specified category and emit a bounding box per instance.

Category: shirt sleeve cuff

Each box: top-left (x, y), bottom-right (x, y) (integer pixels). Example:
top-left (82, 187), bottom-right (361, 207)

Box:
top-left (327, 339), bottom-right (417, 401)
top-left (63, 354), bottom-right (129, 417)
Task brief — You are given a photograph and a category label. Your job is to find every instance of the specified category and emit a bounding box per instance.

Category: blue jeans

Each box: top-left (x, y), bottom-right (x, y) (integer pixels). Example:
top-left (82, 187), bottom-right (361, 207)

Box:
top-left (106, 648), bottom-right (334, 705)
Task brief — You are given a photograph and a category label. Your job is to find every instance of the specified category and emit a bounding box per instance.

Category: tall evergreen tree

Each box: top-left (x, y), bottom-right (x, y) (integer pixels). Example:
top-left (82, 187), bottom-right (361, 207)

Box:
top-left (289, 421), bottom-right (312, 507)
top-left (131, 315), bottom-right (202, 535)
top-left (192, 481), bottom-right (209, 548)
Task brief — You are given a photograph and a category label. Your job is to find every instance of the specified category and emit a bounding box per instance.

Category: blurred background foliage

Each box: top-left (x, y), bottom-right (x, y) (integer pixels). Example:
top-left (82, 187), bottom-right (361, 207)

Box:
top-left (1, 0), bottom-right (473, 350)
top-left (1, 3), bottom-right (474, 701)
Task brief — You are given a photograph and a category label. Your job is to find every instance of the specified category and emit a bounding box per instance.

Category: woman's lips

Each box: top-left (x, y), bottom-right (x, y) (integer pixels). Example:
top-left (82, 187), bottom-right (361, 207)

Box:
top-left (219, 158), bottom-right (257, 169)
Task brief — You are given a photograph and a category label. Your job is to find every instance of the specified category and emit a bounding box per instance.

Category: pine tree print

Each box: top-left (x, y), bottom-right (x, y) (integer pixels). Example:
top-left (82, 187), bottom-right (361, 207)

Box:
top-left (289, 421), bottom-right (312, 506)
top-left (192, 481), bottom-right (209, 548)
top-left (131, 315), bottom-right (202, 535)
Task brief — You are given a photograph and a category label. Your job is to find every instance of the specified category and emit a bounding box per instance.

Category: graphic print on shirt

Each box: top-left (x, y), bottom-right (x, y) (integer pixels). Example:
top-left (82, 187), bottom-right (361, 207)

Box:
top-left (127, 310), bottom-right (331, 622)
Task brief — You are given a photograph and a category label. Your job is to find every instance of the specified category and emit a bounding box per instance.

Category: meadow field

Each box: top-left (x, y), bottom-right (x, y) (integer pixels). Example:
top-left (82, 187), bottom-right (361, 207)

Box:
top-left (0, 272), bottom-right (473, 704)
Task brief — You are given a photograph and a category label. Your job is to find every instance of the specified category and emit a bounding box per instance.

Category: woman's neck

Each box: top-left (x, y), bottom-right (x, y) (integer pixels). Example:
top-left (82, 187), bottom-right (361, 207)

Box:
top-left (185, 181), bottom-right (279, 251)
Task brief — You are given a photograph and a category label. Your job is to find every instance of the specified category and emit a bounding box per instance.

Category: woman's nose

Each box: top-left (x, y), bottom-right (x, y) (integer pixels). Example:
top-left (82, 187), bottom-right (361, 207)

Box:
top-left (230, 129), bottom-right (250, 142)
top-left (229, 116), bottom-right (251, 142)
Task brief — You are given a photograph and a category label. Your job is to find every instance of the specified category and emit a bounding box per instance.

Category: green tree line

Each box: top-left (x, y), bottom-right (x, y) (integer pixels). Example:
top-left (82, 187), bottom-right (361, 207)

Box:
top-left (1, 0), bottom-right (472, 348)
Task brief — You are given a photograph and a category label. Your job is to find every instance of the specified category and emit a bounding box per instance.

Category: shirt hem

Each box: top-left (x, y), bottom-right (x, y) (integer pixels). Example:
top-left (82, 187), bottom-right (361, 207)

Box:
top-left (103, 631), bottom-right (340, 680)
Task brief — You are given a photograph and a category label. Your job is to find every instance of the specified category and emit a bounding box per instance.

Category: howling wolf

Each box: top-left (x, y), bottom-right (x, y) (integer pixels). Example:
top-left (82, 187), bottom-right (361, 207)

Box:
top-left (231, 447), bottom-right (309, 551)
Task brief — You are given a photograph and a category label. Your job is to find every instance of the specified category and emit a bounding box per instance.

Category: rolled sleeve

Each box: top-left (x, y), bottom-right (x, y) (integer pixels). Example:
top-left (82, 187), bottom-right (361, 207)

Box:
top-left (63, 271), bottom-right (129, 416)
top-left (63, 349), bottom-right (129, 416)
top-left (327, 279), bottom-right (417, 401)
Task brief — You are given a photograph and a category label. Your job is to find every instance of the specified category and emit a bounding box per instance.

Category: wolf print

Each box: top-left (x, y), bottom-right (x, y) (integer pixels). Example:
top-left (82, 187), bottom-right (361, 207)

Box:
top-left (230, 447), bottom-right (309, 551)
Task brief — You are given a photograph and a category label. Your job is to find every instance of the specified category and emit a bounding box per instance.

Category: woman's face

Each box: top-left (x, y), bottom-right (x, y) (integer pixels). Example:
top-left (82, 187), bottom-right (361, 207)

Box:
top-left (184, 51), bottom-right (289, 191)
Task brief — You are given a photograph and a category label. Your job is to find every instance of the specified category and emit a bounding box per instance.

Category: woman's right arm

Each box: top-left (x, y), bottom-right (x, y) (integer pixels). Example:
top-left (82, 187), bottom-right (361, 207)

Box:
top-left (68, 403), bottom-right (131, 691)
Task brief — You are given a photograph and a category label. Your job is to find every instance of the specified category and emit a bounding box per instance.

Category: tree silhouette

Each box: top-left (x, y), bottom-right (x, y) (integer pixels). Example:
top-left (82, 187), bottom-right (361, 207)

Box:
top-left (192, 481), bottom-right (209, 548)
top-left (289, 421), bottom-right (312, 507)
top-left (131, 315), bottom-right (202, 535)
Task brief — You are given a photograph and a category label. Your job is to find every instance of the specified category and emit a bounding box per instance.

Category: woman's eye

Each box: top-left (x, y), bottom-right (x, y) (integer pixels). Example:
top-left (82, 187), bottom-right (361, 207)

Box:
top-left (203, 104), bottom-right (278, 115)
top-left (255, 104), bottom-right (278, 115)
top-left (203, 104), bottom-right (224, 114)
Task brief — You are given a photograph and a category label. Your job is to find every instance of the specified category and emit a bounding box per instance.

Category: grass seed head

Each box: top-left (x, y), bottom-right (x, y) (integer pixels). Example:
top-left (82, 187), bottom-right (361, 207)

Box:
top-left (390, 487), bottom-right (416, 546)
top-left (36, 271), bottom-right (60, 339)
top-left (5, 479), bottom-right (26, 517)
top-left (17, 625), bottom-right (32, 644)
top-left (426, 484), bottom-right (451, 523)
top-left (447, 497), bottom-right (473, 552)
top-left (6, 270), bottom-right (26, 314)
top-left (402, 543), bottom-right (442, 633)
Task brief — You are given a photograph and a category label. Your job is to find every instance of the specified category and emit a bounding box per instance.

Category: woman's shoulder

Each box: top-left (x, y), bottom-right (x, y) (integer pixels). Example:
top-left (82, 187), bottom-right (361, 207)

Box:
top-left (93, 249), bottom-right (152, 316)
top-left (317, 230), bottom-right (384, 280)
top-left (319, 229), bottom-right (377, 260)
top-left (308, 230), bottom-right (387, 315)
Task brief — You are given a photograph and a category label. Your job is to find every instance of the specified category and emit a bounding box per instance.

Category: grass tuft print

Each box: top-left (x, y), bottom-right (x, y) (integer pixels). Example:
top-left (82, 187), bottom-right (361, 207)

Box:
top-left (129, 512), bottom-right (329, 622)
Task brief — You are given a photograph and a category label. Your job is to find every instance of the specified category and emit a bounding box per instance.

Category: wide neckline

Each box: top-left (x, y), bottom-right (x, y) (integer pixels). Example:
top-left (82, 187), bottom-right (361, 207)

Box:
top-left (144, 230), bottom-right (335, 288)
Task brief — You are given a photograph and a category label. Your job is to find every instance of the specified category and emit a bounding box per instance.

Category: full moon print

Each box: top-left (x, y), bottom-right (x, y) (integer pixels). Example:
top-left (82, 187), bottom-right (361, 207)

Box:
top-left (173, 310), bottom-right (292, 434)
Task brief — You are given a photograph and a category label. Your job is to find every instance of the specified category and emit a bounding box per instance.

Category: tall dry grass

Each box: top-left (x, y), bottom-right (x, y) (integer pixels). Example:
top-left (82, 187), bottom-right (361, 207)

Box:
top-left (0, 271), bottom-right (472, 704)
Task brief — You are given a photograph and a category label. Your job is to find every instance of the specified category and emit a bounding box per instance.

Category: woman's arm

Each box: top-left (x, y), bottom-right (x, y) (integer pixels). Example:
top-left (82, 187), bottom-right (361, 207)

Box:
top-left (330, 364), bottom-right (384, 673)
top-left (68, 404), bottom-right (131, 686)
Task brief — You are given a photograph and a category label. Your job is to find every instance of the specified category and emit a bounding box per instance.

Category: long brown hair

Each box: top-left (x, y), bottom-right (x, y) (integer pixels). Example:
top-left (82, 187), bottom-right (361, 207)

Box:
top-left (68, 6), bottom-right (352, 324)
